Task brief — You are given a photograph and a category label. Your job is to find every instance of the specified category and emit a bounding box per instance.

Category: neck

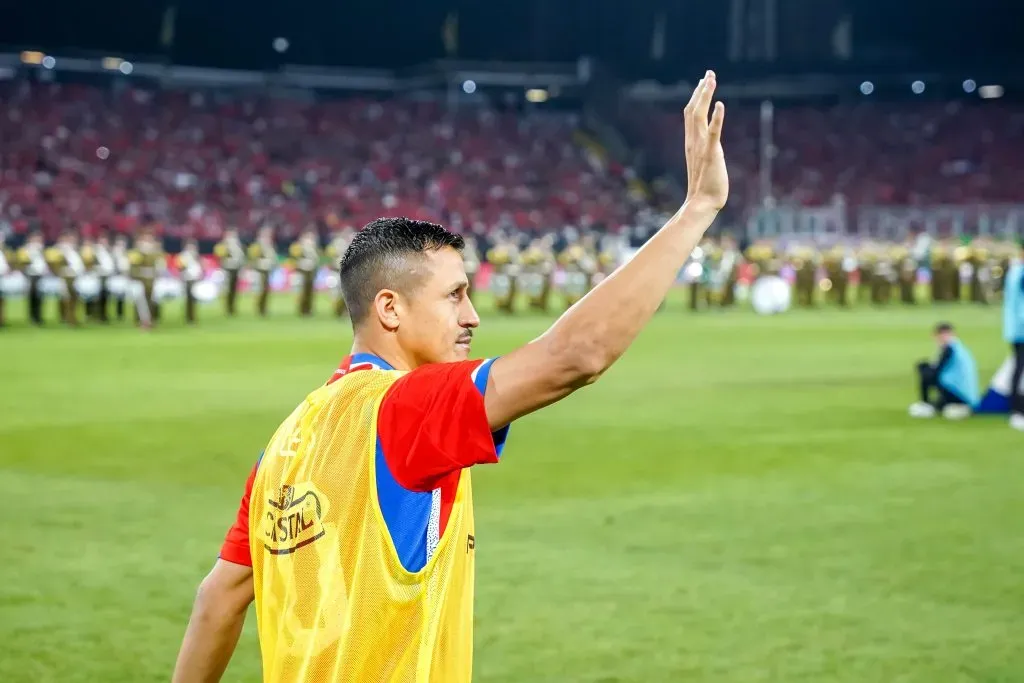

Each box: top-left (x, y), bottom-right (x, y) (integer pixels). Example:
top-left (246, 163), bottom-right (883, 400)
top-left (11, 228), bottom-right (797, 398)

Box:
top-left (350, 334), bottom-right (413, 371)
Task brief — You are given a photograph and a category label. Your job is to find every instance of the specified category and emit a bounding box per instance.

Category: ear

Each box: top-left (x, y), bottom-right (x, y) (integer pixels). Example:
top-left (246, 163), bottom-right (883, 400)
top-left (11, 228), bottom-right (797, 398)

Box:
top-left (374, 289), bottom-right (401, 331)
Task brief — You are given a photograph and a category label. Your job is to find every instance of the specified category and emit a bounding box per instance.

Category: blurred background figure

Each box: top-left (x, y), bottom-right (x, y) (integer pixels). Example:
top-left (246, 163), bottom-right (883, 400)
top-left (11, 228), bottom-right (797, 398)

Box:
top-left (910, 322), bottom-right (979, 420)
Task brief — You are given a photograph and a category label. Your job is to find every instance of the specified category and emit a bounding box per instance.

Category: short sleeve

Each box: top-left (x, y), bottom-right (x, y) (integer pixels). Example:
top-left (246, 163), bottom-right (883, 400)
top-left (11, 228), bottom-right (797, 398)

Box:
top-left (377, 358), bottom-right (508, 493)
top-left (218, 458), bottom-right (259, 567)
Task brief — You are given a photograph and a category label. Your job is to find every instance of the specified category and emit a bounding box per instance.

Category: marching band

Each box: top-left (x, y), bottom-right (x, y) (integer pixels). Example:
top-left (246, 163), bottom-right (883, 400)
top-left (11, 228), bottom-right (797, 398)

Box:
top-left (0, 227), bottom-right (1019, 330)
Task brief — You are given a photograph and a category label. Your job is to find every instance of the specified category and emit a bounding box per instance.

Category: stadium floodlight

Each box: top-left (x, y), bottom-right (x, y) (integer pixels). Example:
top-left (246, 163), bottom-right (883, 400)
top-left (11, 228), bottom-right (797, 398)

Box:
top-left (979, 84), bottom-right (1004, 99)
top-left (20, 51), bottom-right (44, 65)
top-left (272, 37), bottom-right (289, 54)
top-left (119, 61), bottom-right (134, 75)
top-left (859, 81), bottom-right (874, 95)
top-left (462, 80), bottom-right (476, 94)
top-left (41, 55), bottom-right (56, 70)
top-left (525, 88), bottom-right (549, 103)
top-left (911, 80), bottom-right (925, 94)
top-left (963, 79), bottom-right (977, 93)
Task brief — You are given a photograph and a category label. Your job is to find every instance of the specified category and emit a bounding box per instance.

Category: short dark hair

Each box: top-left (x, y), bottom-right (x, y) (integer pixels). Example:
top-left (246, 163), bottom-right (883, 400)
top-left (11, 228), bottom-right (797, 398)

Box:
top-left (338, 217), bottom-right (464, 325)
top-left (934, 321), bottom-right (954, 334)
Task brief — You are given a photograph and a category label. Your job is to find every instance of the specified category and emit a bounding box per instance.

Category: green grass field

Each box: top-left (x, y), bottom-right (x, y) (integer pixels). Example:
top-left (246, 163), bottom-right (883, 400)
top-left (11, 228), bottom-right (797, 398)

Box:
top-left (2, 295), bottom-right (1022, 683)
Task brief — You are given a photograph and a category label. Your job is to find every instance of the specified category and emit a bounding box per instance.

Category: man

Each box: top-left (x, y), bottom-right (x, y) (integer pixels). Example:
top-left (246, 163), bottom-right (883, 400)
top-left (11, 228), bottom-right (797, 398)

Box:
top-left (214, 228), bottom-right (246, 316)
top-left (909, 322), bottom-right (979, 420)
top-left (178, 239), bottom-right (204, 325)
top-left (84, 232), bottom-right (116, 322)
top-left (0, 237), bottom-right (9, 327)
top-left (128, 231), bottom-right (165, 328)
top-left (290, 228), bottom-right (320, 317)
top-left (249, 226), bottom-right (277, 317)
top-left (17, 231), bottom-right (49, 325)
top-left (325, 228), bottom-right (353, 318)
top-left (48, 231), bottom-right (86, 326)
top-left (171, 71), bottom-right (728, 683)
top-left (111, 234), bottom-right (131, 322)
top-left (486, 233), bottom-right (518, 314)
top-left (1003, 245), bottom-right (1024, 431)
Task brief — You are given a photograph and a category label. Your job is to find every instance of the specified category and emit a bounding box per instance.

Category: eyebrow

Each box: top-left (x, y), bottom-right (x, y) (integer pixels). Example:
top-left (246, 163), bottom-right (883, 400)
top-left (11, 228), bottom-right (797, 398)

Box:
top-left (446, 279), bottom-right (470, 291)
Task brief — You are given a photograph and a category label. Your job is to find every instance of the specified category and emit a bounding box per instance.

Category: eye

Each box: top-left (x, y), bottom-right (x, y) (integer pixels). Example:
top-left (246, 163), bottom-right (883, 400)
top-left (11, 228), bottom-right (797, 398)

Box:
top-left (449, 288), bottom-right (462, 301)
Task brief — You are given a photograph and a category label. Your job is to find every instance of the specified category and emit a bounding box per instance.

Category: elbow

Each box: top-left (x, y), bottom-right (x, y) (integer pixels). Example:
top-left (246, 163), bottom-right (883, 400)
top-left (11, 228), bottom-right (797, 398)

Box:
top-left (558, 341), bottom-right (612, 388)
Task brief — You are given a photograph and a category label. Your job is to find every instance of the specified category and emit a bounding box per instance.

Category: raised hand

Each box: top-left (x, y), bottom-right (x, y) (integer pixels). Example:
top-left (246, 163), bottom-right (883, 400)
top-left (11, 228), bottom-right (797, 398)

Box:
top-left (683, 70), bottom-right (728, 212)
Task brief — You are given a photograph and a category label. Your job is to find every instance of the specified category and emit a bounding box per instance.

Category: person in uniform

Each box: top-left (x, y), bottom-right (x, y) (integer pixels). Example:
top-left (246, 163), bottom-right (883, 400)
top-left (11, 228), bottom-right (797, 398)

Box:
top-left (790, 242), bottom-right (818, 308)
top-left (214, 228), bottom-right (247, 316)
top-left (558, 241), bottom-right (595, 310)
top-left (870, 243), bottom-right (895, 305)
top-left (16, 231), bottom-right (49, 325)
top-left (462, 235), bottom-right (481, 301)
top-left (520, 237), bottom-right (554, 313)
top-left (128, 230), bottom-right (165, 328)
top-left (178, 238), bottom-right (204, 325)
top-left (0, 237), bottom-right (10, 327)
top-left (290, 228), bottom-right (320, 317)
top-left (893, 239), bottom-right (917, 305)
top-left (929, 241), bottom-right (951, 303)
top-left (909, 322), bottom-right (979, 420)
top-left (822, 243), bottom-right (849, 308)
top-left (713, 235), bottom-right (739, 308)
top-left (85, 232), bottom-right (117, 322)
top-left (324, 228), bottom-right (353, 318)
top-left (487, 236), bottom-right (519, 314)
top-left (47, 231), bottom-right (86, 327)
top-left (857, 242), bottom-right (877, 306)
top-left (111, 234), bottom-right (131, 321)
top-left (966, 238), bottom-right (993, 305)
top-left (687, 238), bottom-right (712, 311)
top-left (249, 226), bottom-right (278, 317)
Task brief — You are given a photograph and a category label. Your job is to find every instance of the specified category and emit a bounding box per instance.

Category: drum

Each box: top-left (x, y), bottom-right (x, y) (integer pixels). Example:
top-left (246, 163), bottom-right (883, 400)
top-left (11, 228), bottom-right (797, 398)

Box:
top-left (74, 274), bottom-right (101, 300)
top-left (751, 275), bottom-right (792, 315)
top-left (153, 277), bottom-right (185, 302)
top-left (107, 275), bottom-right (128, 296)
top-left (1, 271), bottom-right (28, 296)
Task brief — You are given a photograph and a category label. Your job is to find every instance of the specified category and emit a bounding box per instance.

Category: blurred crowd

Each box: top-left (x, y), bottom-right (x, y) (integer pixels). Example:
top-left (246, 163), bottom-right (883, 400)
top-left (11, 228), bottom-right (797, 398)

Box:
top-left (0, 80), bottom-right (651, 244)
top-left (628, 100), bottom-right (1024, 210)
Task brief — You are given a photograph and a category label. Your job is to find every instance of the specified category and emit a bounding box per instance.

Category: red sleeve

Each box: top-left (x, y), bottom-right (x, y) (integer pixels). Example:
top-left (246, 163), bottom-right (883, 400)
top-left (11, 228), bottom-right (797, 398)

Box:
top-left (218, 460), bottom-right (258, 567)
top-left (377, 359), bottom-right (504, 493)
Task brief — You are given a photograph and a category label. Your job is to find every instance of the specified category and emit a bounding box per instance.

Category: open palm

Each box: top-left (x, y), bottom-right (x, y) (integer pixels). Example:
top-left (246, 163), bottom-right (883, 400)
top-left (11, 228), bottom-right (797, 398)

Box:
top-left (683, 71), bottom-right (729, 211)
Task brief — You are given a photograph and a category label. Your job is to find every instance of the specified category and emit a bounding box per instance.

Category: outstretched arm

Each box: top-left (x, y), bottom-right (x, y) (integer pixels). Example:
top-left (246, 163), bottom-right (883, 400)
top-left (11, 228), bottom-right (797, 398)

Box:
top-left (484, 71), bottom-right (729, 430)
top-left (172, 559), bottom-right (254, 683)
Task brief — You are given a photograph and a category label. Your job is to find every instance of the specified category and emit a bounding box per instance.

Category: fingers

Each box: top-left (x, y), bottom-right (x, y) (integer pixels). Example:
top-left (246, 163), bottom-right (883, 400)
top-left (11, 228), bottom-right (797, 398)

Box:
top-left (694, 71), bottom-right (716, 123)
top-left (683, 74), bottom-right (706, 119)
top-left (708, 101), bottom-right (725, 143)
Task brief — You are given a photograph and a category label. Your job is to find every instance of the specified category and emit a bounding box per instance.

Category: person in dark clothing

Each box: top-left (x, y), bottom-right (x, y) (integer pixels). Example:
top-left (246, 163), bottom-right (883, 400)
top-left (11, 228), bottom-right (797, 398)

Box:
top-left (910, 322), bottom-right (979, 420)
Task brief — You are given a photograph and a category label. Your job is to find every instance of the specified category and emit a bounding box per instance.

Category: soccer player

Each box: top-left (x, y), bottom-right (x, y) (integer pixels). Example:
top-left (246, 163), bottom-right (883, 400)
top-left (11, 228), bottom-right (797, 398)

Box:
top-left (909, 322), bottom-right (979, 420)
top-left (171, 71), bottom-right (728, 683)
top-left (1003, 244), bottom-right (1024, 430)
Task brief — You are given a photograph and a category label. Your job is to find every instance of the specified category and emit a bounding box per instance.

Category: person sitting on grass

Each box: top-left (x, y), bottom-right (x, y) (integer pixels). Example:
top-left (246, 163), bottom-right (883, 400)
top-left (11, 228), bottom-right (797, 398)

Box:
top-left (909, 322), bottom-right (979, 420)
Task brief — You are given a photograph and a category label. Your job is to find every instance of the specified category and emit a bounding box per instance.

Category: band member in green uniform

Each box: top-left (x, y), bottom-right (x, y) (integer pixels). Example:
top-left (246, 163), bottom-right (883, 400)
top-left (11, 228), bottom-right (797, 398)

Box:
top-left (324, 228), bottom-right (352, 318)
top-left (128, 231), bottom-right (165, 328)
top-left (16, 231), bottom-right (49, 325)
top-left (47, 231), bottom-right (86, 327)
top-left (0, 237), bottom-right (10, 327)
top-left (462, 235), bottom-right (481, 301)
top-left (178, 239), bottom-right (204, 324)
top-left (966, 239), bottom-right (992, 305)
top-left (713, 235), bottom-right (740, 308)
top-left (558, 242), bottom-right (596, 309)
top-left (83, 233), bottom-right (116, 322)
top-left (111, 234), bottom-right (131, 321)
top-left (290, 229), bottom-right (320, 317)
top-left (520, 238), bottom-right (554, 313)
top-left (790, 242), bottom-right (818, 308)
top-left (487, 236), bottom-right (519, 314)
top-left (893, 241), bottom-right (917, 305)
top-left (248, 226), bottom-right (278, 317)
top-left (214, 228), bottom-right (246, 316)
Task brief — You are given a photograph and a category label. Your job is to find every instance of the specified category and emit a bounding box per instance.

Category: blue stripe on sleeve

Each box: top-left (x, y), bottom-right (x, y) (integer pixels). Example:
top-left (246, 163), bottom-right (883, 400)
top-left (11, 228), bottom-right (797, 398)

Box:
top-left (473, 357), bottom-right (509, 458)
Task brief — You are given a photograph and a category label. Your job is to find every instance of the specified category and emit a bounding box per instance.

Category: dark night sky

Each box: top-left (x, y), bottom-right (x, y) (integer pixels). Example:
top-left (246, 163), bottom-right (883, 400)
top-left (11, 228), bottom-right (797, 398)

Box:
top-left (1, 0), bottom-right (1021, 76)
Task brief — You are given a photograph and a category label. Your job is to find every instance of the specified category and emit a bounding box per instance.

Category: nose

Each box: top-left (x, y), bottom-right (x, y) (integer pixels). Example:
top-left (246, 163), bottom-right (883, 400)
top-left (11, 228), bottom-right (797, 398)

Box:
top-left (461, 297), bottom-right (480, 329)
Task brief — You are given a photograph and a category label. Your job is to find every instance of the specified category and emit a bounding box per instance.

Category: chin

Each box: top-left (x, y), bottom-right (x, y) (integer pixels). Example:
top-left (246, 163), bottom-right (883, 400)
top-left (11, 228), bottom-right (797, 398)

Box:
top-left (453, 344), bottom-right (473, 360)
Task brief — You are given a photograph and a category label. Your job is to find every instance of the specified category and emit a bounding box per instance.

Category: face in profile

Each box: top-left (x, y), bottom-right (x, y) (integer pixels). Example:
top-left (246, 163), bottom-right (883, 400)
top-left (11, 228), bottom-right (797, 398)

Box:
top-left (394, 247), bottom-right (480, 365)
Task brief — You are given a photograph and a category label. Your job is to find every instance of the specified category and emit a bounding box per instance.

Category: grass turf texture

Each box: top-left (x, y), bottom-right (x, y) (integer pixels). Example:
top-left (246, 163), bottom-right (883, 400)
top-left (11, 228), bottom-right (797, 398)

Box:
top-left (1, 295), bottom-right (1022, 683)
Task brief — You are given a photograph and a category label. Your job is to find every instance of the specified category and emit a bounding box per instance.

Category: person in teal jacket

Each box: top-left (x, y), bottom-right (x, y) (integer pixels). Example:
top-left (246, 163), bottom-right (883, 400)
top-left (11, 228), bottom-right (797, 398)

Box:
top-left (910, 322), bottom-right (979, 420)
top-left (1003, 249), bottom-right (1024, 430)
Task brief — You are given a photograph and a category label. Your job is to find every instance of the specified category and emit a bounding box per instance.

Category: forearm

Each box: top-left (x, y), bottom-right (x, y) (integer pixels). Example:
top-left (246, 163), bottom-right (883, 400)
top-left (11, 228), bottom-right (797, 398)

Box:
top-left (543, 202), bottom-right (719, 375)
top-left (172, 591), bottom-right (247, 683)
